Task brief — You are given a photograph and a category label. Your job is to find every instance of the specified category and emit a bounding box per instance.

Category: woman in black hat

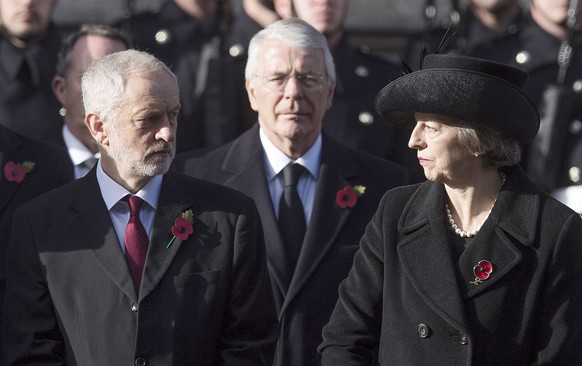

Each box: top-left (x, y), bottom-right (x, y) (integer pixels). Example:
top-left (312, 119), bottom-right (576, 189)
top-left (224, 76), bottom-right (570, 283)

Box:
top-left (318, 54), bottom-right (582, 365)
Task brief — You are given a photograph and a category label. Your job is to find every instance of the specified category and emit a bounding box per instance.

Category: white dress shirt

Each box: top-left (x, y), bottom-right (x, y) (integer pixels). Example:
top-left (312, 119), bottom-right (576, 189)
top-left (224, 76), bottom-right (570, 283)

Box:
top-left (62, 125), bottom-right (100, 179)
top-left (96, 160), bottom-right (163, 252)
top-left (259, 127), bottom-right (321, 224)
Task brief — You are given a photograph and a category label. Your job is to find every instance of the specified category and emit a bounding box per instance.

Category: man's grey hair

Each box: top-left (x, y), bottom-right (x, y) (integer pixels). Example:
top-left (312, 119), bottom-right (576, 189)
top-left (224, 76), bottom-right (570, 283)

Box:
top-left (245, 18), bottom-right (336, 85)
top-left (81, 49), bottom-right (176, 123)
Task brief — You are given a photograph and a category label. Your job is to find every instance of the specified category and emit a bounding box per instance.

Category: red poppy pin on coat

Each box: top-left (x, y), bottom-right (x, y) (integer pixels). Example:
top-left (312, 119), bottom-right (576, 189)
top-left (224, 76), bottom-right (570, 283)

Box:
top-left (470, 260), bottom-right (493, 286)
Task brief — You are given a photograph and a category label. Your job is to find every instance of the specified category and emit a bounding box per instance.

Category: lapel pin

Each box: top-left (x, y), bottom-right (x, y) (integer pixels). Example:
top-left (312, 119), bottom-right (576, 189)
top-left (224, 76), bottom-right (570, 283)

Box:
top-left (470, 260), bottom-right (493, 286)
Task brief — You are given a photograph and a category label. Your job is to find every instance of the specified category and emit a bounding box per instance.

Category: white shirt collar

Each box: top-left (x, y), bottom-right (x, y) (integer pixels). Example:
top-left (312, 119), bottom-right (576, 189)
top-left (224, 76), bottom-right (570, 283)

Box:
top-left (96, 160), bottom-right (163, 211)
top-left (62, 124), bottom-right (100, 166)
top-left (259, 127), bottom-right (321, 180)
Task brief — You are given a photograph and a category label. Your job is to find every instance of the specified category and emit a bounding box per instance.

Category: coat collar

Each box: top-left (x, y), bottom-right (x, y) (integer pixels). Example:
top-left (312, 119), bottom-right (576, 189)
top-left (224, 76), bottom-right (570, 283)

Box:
top-left (397, 167), bottom-right (539, 333)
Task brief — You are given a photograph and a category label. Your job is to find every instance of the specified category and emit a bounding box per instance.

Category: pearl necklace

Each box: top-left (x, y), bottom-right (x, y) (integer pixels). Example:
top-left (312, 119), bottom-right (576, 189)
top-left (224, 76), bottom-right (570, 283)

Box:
top-left (446, 172), bottom-right (506, 238)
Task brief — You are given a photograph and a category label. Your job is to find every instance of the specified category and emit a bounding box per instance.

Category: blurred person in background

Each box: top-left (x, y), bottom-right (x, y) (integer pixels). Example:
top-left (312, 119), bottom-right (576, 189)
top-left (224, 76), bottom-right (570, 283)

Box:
top-left (473, 0), bottom-right (582, 211)
top-left (405, 0), bottom-right (525, 67)
top-left (51, 23), bottom-right (129, 179)
top-left (0, 123), bottom-right (73, 363)
top-left (0, 0), bottom-right (62, 143)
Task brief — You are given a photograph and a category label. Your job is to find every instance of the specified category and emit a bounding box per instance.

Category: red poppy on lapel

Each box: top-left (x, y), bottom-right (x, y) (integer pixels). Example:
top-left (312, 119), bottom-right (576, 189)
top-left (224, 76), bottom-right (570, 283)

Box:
top-left (167, 210), bottom-right (194, 248)
top-left (470, 260), bottom-right (493, 286)
top-left (336, 185), bottom-right (366, 208)
top-left (4, 161), bottom-right (35, 184)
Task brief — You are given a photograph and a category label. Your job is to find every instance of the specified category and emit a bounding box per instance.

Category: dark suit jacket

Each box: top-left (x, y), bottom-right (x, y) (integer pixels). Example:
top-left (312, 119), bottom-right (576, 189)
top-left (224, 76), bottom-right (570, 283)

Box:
top-left (0, 125), bottom-right (73, 363)
top-left (2, 169), bottom-right (278, 365)
top-left (174, 125), bottom-right (409, 366)
top-left (320, 167), bottom-right (582, 365)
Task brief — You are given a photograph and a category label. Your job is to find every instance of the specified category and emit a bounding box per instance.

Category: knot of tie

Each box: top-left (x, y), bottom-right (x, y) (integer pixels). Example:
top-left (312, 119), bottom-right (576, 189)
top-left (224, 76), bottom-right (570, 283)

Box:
top-left (282, 163), bottom-right (306, 188)
top-left (127, 195), bottom-right (144, 218)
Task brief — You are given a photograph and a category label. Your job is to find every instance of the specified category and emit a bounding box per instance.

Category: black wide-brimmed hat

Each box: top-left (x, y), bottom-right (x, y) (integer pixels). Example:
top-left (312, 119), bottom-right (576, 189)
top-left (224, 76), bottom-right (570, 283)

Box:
top-left (374, 54), bottom-right (540, 143)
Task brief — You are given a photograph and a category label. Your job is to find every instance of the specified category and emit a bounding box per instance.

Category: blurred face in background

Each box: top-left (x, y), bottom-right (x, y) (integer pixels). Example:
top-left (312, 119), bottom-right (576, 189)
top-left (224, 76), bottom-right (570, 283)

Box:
top-left (532, 0), bottom-right (570, 25)
top-left (52, 34), bottom-right (128, 153)
top-left (275, 0), bottom-right (350, 46)
top-left (470, 0), bottom-right (519, 13)
top-left (0, 0), bottom-right (57, 48)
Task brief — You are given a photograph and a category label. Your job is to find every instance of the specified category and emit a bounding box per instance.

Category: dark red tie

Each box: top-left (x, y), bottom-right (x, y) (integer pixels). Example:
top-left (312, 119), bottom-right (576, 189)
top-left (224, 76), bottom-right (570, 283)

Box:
top-left (124, 196), bottom-right (148, 294)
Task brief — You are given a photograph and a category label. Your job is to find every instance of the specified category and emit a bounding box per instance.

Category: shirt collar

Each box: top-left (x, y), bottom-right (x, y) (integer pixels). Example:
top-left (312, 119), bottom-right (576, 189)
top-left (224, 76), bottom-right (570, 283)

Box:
top-left (62, 125), bottom-right (100, 166)
top-left (96, 160), bottom-right (163, 211)
top-left (259, 127), bottom-right (321, 181)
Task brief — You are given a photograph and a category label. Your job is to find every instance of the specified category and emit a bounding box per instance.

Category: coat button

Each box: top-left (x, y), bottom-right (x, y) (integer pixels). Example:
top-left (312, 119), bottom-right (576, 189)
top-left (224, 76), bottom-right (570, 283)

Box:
top-left (459, 332), bottom-right (468, 345)
top-left (134, 358), bottom-right (147, 366)
top-left (131, 303), bottom-right (139, 312)
top-left (417, 323), bottom-right (430, 338)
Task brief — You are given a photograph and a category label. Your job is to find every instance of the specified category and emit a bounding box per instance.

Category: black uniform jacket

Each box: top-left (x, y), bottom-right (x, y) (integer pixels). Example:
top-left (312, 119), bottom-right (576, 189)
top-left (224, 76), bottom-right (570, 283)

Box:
top-left (320, 166), bottom-right (582, 365)
top-left (0, 24), bottom-right (62, 144)
top-left (471, 15), bottom-right (582, 194)
top-left (175, 124), bottom-right (409, 366)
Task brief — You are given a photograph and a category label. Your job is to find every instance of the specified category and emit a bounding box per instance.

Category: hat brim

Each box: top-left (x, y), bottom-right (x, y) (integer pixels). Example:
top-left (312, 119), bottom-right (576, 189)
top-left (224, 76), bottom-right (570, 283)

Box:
top-left (374, 68), bottom-right (540, 143)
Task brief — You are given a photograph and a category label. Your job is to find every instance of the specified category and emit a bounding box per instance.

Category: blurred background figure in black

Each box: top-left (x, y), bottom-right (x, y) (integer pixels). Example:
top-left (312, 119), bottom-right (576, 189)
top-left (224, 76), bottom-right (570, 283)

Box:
top-left (0, 0), bottom-right (62, 143)
top-left (0, 123), bottom-right (73, 362)
top-left (404, 0), bottom-right (525, 67)
top-left (113, 0), bottom-right (232, 152)
top-left (472, 0), bottom-right (582, 212)
top-left (226, 0), bottom-right (278, 57)
top-left (51, 24), bottom-right (129, 179)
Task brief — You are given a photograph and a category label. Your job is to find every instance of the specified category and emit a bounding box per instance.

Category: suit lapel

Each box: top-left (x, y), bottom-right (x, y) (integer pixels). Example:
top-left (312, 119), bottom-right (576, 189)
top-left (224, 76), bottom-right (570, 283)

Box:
top-left (219, 127), bottom-right (292, 308)
top-left (397, 182), bottom-right (470, 333)
top-left (70, 171), bottom-right (137, 300)
top-left (140, 171), bottom-right (193, 301)
top-left (460, 168), bottom-right (537, 298)
top-left (459, 222), bottom-right (523, 298)
top-left (283, 139), bottom-right (356, 312)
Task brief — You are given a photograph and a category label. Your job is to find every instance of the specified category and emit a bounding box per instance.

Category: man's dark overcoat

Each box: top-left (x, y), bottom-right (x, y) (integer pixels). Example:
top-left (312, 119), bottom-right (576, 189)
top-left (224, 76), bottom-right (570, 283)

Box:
top-left (175, 124), bottom-right (409, 366)
top-left (3, 169), bottom-right (278, 365)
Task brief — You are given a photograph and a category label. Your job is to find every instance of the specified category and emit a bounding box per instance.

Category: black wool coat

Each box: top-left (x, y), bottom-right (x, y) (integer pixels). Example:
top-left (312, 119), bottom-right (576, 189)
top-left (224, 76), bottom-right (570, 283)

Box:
top-left (320, 166), bottom-right (582, 365)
